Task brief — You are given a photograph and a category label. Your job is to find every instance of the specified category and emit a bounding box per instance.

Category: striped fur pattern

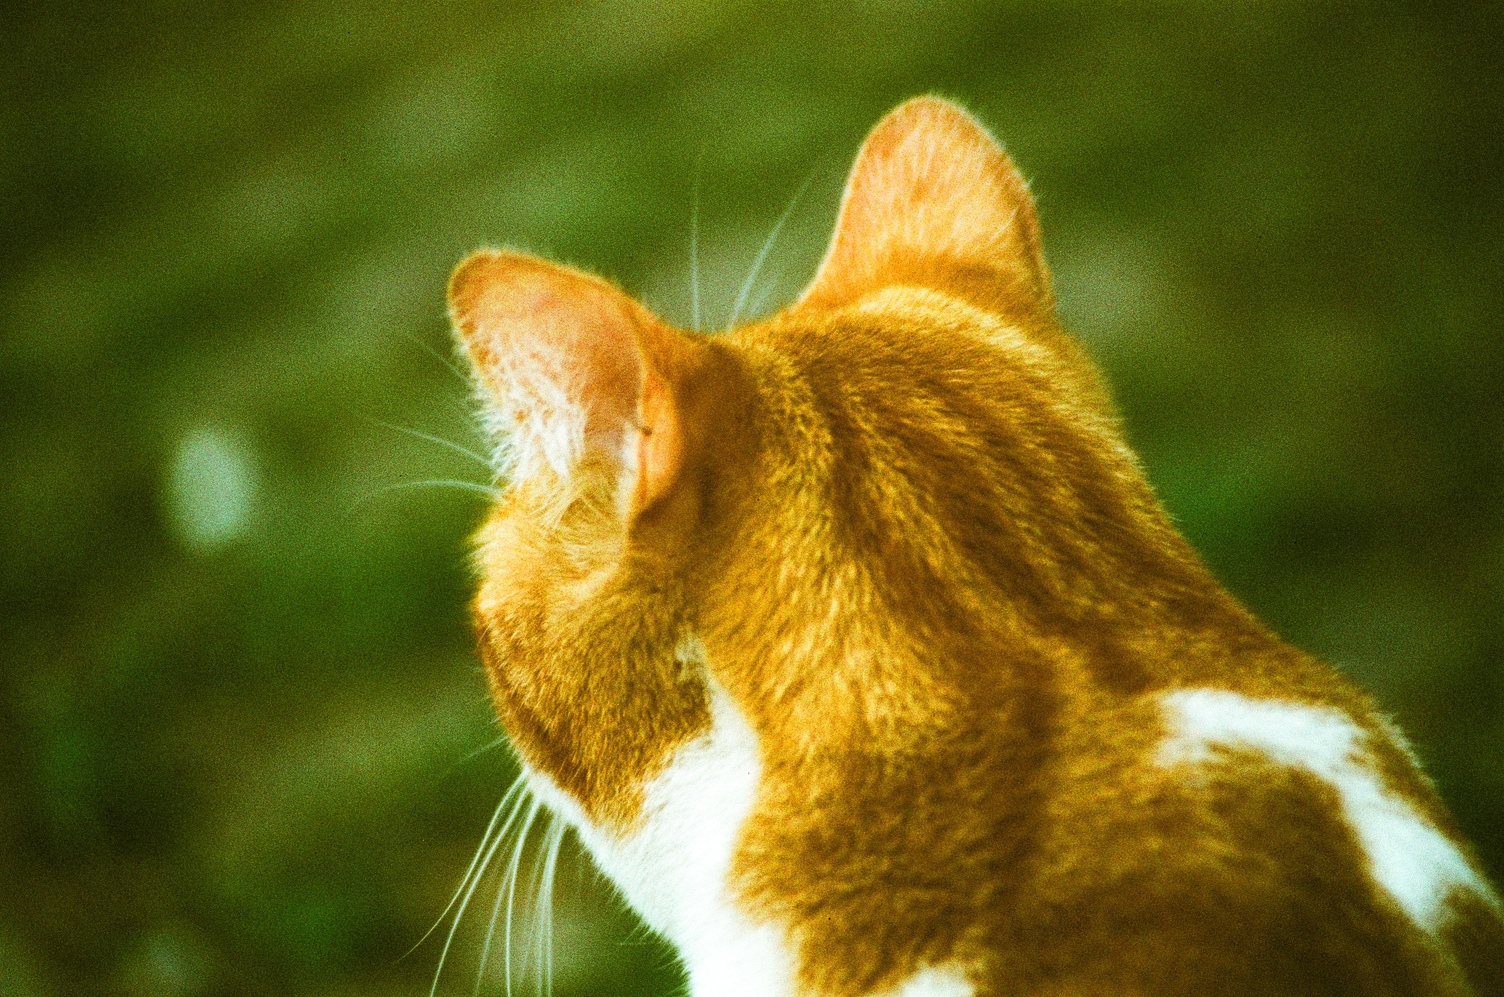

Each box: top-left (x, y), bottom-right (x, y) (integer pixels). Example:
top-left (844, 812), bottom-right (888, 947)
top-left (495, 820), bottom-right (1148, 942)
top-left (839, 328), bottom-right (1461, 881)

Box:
top-left (447, 97), bottom-right (1503, 996)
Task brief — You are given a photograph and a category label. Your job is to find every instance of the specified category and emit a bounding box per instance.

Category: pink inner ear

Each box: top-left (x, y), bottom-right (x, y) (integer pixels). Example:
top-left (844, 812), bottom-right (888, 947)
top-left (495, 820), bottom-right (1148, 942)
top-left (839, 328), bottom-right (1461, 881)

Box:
top-left (450, 251), bottom-right (646, 466)
top-left (456, 253), bottom-right (643, 432)
top-left (449, 251), bottom-right (685, 509)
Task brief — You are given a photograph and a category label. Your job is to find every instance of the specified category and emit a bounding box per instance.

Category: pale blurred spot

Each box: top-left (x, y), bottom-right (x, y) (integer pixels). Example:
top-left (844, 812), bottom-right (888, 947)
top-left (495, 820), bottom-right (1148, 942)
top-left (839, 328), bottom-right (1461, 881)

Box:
top-left (1053, 227), bottom-right (1168, 354)
top-left (166, 426), bottom-right (259, 553)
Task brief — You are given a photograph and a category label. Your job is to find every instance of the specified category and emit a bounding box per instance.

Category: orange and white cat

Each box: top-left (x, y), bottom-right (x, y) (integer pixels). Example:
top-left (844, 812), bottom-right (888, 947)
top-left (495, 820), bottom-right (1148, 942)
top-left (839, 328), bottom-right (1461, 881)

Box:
top-left (447, 97), bottom-right (1503, 996)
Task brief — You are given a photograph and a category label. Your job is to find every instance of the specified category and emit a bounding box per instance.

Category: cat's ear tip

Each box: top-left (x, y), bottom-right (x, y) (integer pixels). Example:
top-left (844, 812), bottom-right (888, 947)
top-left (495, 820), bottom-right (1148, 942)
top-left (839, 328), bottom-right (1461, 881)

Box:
top-left (449, 249), bottom-right (590, 342)
top-left (448, 248), bottom-right (534, 304)
top-left (800, 95), bottom-right (1045, 315)
top-left (871, 95), bottom-right (995, 145)
top-left (448, 248), bottom-right (508, 327)
top-left (885, 94), bottom-right (976, 121)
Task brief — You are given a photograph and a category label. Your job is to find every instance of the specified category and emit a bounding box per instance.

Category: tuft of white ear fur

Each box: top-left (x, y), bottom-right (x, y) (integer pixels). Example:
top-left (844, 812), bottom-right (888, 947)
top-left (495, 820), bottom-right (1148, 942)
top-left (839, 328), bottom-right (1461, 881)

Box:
top-left (470, 334), bottom-right (597, 486)
top-left (448, 250), bottom-right (652, 494)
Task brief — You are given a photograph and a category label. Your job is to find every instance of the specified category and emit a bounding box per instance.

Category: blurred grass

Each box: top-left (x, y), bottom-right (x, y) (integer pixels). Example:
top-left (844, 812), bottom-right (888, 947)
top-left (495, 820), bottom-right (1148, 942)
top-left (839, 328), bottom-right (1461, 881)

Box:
top-left (2, 1), bottom-right (1501, 994)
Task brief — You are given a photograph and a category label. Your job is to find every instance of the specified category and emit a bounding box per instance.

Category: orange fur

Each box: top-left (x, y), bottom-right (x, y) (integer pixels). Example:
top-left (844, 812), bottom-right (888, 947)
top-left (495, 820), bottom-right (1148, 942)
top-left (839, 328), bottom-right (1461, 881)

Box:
top-left (450, 97), bottom-right (1502, 995)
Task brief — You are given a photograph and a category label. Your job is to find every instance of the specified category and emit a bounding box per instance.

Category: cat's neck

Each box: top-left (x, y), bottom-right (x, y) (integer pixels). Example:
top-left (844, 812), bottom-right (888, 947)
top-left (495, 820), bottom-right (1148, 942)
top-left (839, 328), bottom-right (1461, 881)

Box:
top-left (695, 303), bottom-right (1284, 749)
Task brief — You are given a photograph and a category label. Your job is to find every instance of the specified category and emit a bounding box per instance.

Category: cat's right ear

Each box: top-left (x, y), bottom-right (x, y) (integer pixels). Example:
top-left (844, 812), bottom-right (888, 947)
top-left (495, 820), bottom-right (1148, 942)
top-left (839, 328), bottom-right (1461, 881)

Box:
top-left (448, 251), bottom-right (687, 513)
top-left (799, 96), bottom-right (1053, 318)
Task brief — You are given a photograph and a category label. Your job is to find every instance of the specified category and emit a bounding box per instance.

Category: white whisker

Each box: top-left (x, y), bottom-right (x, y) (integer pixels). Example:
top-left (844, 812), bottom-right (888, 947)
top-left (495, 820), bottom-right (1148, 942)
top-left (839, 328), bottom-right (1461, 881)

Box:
top-left (477, 875), bottom-right (506, 995)
top-left (468, 787), bottom-right (536, 994)
top-left (747, 283), bottom-right (779, 324)
top-left (446, 395), bottom-right (487, 429)
top-left (405, 330), bottom-right (478, 389)
top-left (727, 171), bottom-right (815, 330)
top-left (539, 820), bottom-right (566, 997)
top-left (407, 777), bottom-right (523, 962)
top-left (370, 419), bottom-right (498, 474)
top-left (523, 811), bottom-right (555, 987)
top-left (431, 781), bottom-right (532, 997)
top-left (501, 798), bottom-right (543, 997)
top-left (350, 478), bottom-right (501, 516)
top-left (453, 735), bottom-right (512, 769)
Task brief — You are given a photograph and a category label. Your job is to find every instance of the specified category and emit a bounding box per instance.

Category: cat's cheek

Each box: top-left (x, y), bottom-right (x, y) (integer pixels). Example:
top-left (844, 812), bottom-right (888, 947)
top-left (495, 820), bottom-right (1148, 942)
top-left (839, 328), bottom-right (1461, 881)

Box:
top-left (520, 680), bottom-right (804, 993)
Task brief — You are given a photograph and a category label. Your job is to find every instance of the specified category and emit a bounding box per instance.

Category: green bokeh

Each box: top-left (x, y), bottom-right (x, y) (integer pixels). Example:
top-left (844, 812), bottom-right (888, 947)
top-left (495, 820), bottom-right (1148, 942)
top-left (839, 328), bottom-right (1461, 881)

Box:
top-left (2, 2), bottom-right (1500, 994)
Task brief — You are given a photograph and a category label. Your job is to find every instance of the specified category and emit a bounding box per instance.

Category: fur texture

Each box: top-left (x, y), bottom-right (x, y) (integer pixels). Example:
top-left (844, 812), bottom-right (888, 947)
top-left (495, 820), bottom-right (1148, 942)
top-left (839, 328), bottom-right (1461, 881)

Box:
top-left (448, 97), bottom-right (1504, 996)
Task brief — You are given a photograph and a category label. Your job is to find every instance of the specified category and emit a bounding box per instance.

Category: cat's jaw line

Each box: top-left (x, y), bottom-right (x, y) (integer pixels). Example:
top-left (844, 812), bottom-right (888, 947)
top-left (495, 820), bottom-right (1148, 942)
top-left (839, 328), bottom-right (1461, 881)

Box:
top-left (521, 674), bottom-right (801, 996)
top-left (527, 681), bottom-right (1500, 995)
top-left (523, 669), bottom-right (978, 997)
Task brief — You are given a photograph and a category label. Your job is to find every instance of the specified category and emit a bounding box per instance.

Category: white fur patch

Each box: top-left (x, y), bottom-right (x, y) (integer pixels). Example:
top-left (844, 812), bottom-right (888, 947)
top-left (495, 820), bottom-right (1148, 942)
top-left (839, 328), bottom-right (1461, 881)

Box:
top-left (1158, 688), bottom-right (1495, 929)
top-left (527, 669), bottom-right (978, 997)
top-left (873, 966), bottom-right (975, 997)
top-left (524, 665), bottom-right (798, 996)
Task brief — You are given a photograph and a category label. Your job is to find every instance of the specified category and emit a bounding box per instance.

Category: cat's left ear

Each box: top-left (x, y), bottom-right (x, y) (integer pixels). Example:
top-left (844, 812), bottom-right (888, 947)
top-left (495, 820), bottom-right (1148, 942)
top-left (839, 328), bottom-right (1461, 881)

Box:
top-left (449, 251), bottom-right (687, 512)
top-left (800, 96), bottom-right (1052, 318)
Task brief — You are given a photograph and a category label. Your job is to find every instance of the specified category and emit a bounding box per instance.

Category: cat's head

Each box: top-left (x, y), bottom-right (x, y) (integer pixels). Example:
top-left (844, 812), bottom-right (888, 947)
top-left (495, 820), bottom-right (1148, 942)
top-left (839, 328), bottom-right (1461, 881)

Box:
top-left (448, 96), bottom-right (1212, 835)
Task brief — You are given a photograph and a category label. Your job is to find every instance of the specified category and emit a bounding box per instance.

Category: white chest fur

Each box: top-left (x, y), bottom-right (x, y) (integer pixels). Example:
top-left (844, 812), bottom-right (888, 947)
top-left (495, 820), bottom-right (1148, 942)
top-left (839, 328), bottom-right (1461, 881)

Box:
top-left (523, 676), bottom-right (975, 997)
top-left (523, 678), bottom-right (798, 996)
top-left (527, 682), bottom-right (1494, 993)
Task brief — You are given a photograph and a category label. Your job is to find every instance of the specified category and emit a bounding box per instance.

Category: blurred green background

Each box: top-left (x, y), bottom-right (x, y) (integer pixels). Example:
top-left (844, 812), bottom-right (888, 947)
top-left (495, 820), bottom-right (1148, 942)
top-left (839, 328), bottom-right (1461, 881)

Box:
top-left (3, 1), bottom-right (1501, 994)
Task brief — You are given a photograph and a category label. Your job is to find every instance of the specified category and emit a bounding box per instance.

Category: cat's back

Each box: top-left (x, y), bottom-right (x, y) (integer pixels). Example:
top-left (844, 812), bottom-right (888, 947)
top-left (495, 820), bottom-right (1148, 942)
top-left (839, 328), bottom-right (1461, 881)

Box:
top-left (448, 97), bottom-right (1503, 997)
top-left (1022, 670), bottom-right (1503, 996)
top-left (722, 231), bottom-right (1504, 997)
